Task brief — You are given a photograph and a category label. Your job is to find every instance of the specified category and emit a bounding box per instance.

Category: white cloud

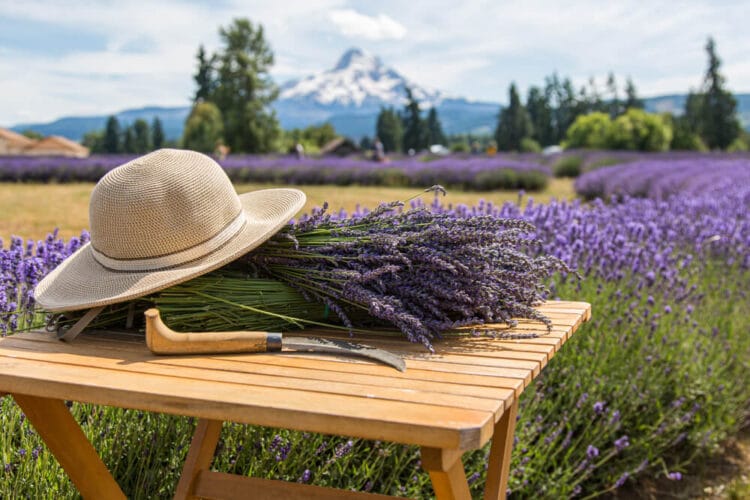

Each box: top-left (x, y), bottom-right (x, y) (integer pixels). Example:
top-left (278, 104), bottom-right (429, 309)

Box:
top-left (0, 0), bottom-right (748, 125)
top-left (329, 9), bottom-right (407, 40)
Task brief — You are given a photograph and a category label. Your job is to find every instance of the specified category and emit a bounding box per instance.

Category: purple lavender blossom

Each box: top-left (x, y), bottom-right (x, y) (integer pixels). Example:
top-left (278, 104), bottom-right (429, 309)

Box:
top-left (614, 436), bottom-right (630, 451)
top-left (667, 472), bottom-right (682, 481)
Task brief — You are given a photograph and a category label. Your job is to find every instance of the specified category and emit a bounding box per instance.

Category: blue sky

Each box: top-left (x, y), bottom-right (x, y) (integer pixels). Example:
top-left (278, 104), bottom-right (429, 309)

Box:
top-left (1, 0), bottom-right (748, 126)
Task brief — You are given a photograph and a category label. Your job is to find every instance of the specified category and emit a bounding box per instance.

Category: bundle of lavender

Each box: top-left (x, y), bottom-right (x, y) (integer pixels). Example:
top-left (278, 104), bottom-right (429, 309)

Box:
top-left (56, 192), bottom-right (570, 350)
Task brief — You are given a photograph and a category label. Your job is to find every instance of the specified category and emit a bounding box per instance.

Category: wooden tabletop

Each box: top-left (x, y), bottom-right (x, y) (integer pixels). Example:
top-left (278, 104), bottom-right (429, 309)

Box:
top-left (0, 301), bottom-right (590, 452)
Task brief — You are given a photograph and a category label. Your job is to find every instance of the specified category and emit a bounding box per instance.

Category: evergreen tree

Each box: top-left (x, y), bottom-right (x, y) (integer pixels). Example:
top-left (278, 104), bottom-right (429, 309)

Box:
top-left (698, 37), bottom-right (740, 149)
top-left (425, 107), bottom-right (446, 145)
top-left (495, 83), bottom-right (533, 151)
top-left (152, 117), bottom-right (165, 150)
top-left (401, 87), bottom-right (428, 152)
top-left (210, 18), bottom-right (280, 153)
top-left (103, 115), bottom-right (121, 153)
top-left (132, 119), bottom-right (151, 153)
top-left (375, 107), bottom-right (403, 153)
top-left (193, 45), bottom-right (214, 103)
top-left (182, 102), bottom-right (224, 153)
top-left (606, 72), bottom-right (621, 118)
top-left (122, 126), bottom-right (135, 154)
top-left (624, 77), bottom-right (643, 110)
top-left (526, 86), bottom-right (554, 146)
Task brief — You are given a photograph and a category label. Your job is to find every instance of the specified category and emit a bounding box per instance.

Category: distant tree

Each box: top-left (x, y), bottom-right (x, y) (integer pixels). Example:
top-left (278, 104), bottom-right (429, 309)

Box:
top-left (526, 86), bottom-right (554, 146)
top-left (401, 87), bottom-right (428, 152)
top-left (152, 117), bottom-right (165, 150)
top-left (696, 37), bottom-right (740, 149)
top-left (132, 119), bottom-right (151, 153)
top-left (193, 45), bottom-right (215, 103)
top-left (606, 72), bottom-right (622, 118)
top-left (624, 77), bottom-right (643, 110)
top-left (103, 115), bottom-right (121, 153)
top-left (82, 130), bottom-right (105, 153)
top-left (495, 83), bottom-right (533, 151)
top-left (425, 107), bottom-right (446, 145)
top-left (608, 108), bottom-right (672, 151)
top-left (122, 126), bottom-right (135, 154)
top-left (21, 130), bottom-right (43, 140)
top-left (376, 107), bottom-right (403, 153)
top-left (210, 18), bottom-right (280, 153)
top-left (281, 123), bottom-right (338, 153)
top-left (182, 102), bottom-right (224, 153)
top-left (359, 136), bottom-right (373, 151)
top-left (544, 73), bottom-right (579, 144)
top-left (564, 112), bottom-right (612, 149)
top-left (668, 112), bottom-right (707, 151)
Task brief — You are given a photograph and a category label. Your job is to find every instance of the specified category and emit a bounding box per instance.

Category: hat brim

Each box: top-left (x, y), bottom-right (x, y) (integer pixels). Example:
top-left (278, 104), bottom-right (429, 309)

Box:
top-left (35, 188), bottom-right (306, 312)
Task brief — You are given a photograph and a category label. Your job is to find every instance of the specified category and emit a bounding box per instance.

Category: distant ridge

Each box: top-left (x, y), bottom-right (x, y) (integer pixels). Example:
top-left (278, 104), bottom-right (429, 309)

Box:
top-left (8, 48), bottom-right (750, 141)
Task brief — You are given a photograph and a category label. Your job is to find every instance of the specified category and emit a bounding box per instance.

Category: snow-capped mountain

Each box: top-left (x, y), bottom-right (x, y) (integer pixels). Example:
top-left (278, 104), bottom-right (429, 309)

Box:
top-left (279, 48), bottom-right (444, 109)
top-left (273, 47), bottom-right (501, 138)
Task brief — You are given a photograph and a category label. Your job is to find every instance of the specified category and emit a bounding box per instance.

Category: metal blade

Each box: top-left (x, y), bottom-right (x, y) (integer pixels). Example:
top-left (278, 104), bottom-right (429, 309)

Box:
top-left (283, 336), bottom-right (406, 372)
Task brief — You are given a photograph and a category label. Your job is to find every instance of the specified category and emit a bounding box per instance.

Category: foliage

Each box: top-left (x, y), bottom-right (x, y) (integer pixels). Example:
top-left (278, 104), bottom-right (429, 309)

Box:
top-left (425, 108), bottom-right (446, 146)
top-left (103, 116), bottom-right (121, 154)
top-left (683, 38), bottom-right (741, 150)
top-left (495, 83), bottom-right (534, 151)
top-left (375, 107), bottom-right (403, 153)
top-left (526, 86), bottom-right (555, 146)
top-left (151, 118), bottom-right (165, 150)
top-left (565, 110), bottom-right (672, 152)
top-left (520, 137), bottom-right (541, 153)
top-left (20, 130), bottom-right (43, 140)
top-left (131, 119), bottom-right (151, 154)
top-left (624, 77), bottom-right (643, 110)
top-left (609, 109), bottom-right (672, 152)
top-left (192, 18), bottom-right (281, 153)
top-left (552, 155), bottom-right (583, 177)
top-left (401, 87), bottom-right (428, 152)
top-left (282, 123), bottom-right (337, 154)
top-left (181, 102), bottom-right (224, 153)
top-left (82, 130), bottom-right (105, 154)
top-left (193, 44), bottom-right (215, 103)
top-left (565, 112), bottom-right (612, 149)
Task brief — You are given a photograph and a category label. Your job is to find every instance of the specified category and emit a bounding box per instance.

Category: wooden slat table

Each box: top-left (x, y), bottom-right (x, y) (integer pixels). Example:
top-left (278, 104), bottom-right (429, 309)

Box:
top-left (0, 301), bottom-right (590, 499)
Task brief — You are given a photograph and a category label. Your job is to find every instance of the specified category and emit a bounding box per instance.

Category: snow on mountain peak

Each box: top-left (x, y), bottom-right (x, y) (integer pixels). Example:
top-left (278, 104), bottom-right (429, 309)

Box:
top-left (280, 47), bottom-right (443, 108)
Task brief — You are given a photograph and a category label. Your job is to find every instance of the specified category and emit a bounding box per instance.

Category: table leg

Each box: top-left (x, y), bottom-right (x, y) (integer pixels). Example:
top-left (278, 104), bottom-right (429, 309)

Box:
top-left (421, 447), bottom-right (471, 500)
top-left (12, 393), bottom-right (125, 499)
top-left (483, 398), bottom-right (519, 500)
top-left (174, 418), bottom-right (223, 500)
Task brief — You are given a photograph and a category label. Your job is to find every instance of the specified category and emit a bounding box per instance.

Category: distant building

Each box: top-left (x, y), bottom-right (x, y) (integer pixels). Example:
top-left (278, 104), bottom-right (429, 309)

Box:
top-left (0, 128), bottom-right (89, 157)
top-left (319, 137), bottom-right (359, 157)
top-left (0, 128), bottom-right (36, 154)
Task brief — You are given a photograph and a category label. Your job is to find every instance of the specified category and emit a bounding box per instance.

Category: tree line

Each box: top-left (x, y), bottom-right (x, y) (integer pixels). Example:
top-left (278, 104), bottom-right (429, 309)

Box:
top-left (83, 117), bottom-right (167, 154)
top-left (491, 37), bottom-right (744, 153)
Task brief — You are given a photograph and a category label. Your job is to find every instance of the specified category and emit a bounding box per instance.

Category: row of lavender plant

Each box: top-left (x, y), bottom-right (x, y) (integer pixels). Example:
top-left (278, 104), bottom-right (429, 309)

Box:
top-left (1, 174), bottom-right (748, 497)
top-left (0, 154), bottom-right (549, 191)
top-left (574, 157), bottom-right (750, 200)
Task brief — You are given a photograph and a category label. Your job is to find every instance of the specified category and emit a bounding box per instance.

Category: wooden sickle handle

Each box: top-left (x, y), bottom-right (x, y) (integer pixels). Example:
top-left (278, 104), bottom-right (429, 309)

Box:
top-left (144, 309), bottom-right (282, 355)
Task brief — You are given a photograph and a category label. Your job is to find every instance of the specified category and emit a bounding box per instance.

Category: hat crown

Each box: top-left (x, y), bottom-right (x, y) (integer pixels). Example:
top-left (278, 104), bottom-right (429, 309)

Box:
top-left (90, 149), bottom-right (241, 261)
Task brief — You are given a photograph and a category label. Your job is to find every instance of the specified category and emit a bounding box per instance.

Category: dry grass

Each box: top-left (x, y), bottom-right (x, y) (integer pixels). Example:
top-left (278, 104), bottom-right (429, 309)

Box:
top-left (0, 178), bottom-right (576, 242)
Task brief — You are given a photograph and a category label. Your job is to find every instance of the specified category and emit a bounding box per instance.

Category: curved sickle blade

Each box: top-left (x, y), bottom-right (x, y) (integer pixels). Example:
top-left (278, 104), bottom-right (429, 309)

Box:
top-left (283, 336), bottom-right (406, 372)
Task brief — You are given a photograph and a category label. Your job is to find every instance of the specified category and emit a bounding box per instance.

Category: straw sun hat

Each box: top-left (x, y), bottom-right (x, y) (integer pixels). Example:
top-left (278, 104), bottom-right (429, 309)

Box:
top-left (35, 149), bottom-right (306, 312)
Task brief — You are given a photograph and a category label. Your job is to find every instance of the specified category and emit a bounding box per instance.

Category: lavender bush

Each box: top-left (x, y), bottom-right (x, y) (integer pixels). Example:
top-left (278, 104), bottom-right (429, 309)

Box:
top-left (0, 154), bottom-right (550, 191)
top-left (0, 159), bottom-right (748, 497)
top-left (574, 158), bottom-right (750, 200)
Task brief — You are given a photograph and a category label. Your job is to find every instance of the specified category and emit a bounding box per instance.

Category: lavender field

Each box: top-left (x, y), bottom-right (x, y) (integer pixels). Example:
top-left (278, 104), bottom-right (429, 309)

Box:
top-left (0, 155), bottom-right (749, 497)
top-left (0, 154), bottom-right (550, 191)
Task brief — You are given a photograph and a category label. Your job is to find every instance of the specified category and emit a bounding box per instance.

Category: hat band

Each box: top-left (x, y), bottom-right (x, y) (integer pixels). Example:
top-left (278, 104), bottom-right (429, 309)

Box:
top-left (90, 212), bottom-right (247, 272)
